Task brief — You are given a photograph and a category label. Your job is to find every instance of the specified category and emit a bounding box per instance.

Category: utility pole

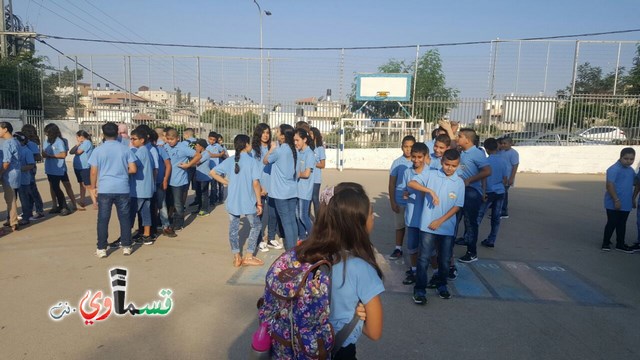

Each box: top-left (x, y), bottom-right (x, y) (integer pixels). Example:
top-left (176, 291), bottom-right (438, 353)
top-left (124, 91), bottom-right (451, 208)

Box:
top-left (1, 0), bottom-right (7, 59)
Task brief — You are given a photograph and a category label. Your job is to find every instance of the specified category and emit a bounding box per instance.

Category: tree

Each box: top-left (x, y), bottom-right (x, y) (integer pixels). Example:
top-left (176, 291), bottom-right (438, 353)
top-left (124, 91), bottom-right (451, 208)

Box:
top-left (622, 44), bottom-right (640, 95)
top-left (350, 49), bottom-right (458, 122)
top-left (558, 62), bottom-right (622, 95)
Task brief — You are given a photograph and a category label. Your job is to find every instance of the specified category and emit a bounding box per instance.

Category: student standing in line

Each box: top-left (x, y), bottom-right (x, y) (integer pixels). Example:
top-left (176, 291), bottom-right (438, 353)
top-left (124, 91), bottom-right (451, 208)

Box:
top-left (498, 136), bottom-right (519, 219)
top-left (42, 124), bottom-right (72, 216)
top-left (15, 132), bottom-right (36, 226)
top-left (70, 130), bottom-right (96, 209)
top-left (206, 132), bottom-right (225, 205)
top-left (193, 139), bottom-right (213, 216)
top-left (210, 134), bottom-right (264, 267)
top-left (87, 122), bottom-right (137, 258)
top-left (429, 134), bottom-right (451, 171)
top-left (294, 128), bottom-right (315, 243)
top-left (388, 135), bottom-right (416, 260)
top-left (477, 138), bottom-right (509, 248)
top-left (128, 128), bottom-right (156, 245)
top-left (310, 127), bottom-right (326, 220)
top-left (603, 147), bottom-right (636, 253)
top-left (0, 122), bottom-right (22, 231)
top-left (264, 124), bottom-right (299, 250)
top-left (21, 124), bottom-right (45, 220)
top-left (150, 129), bottom-right (175, 238)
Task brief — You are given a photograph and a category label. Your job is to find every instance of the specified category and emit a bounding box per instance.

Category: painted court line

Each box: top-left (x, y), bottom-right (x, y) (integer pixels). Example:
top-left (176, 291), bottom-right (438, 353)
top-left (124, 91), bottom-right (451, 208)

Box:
top-left (472, 260), bottom-right (535, 301)
top-left (500, 261), bottom-right (571, 302)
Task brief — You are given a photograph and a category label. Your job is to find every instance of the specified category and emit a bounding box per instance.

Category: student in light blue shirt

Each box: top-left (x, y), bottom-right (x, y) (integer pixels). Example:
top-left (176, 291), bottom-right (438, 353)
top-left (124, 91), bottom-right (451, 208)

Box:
top-left (163, 128), bottom-right (201, 230)
top-left (70, 130), bottom-right (96, 209)
top-left (388, 135), bottom-right (416, 261)
top-left (0, 122), bottom-right (21, 229)
top-left (180, 128), bottom-right (198, 195)
top-left (128, 127), bottom-right (156, 244)
top-left (603, 147), bottom-right (636, 253)
top-left (210, 134), bottom-right (264, 267)
top-left (149, 130), bottom-right (174, 238)
top-left (477, 138), bottom-right (509, 248)
top-left (42, 123), bottom-right (72, 215)
top-left (295, 129), bottom-right (315, 242)
top-left (409, 149), bottom-right (465, 302)
top-left (498, 136), bottom-right (520, 218)
top-left (310, 127), bottom-right (326, 220)
top-left (429, 134), bottom-right (451, 171)
top-left (14, 133), bottom-right (35, 225)
top-left (206, 132), bottom-right (226, 205)
top-left (22, 123), bottom-right (45, 219)
top-left (194, 139), bottom-right (213, 216)
top-left (87, 122), bottom-right (137, 257)
top-left (264, 124), bottom-right (299, 250)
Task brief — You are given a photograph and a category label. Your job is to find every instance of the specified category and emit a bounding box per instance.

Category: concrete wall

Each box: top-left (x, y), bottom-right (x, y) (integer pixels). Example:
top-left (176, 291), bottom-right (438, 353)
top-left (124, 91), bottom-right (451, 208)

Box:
top-left (323, 146), bottom-right (640, 174)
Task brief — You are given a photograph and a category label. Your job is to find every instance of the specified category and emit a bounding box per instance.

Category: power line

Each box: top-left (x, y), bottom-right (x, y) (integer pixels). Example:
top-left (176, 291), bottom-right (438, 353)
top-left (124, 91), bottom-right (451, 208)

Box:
top-left (36, 28), bottom-right (640, 51)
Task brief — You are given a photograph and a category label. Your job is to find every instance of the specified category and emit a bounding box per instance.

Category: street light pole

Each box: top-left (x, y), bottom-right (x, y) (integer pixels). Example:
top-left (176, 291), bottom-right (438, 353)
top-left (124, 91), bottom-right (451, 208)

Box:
top-left (253, 0), bottom-right (271, 110)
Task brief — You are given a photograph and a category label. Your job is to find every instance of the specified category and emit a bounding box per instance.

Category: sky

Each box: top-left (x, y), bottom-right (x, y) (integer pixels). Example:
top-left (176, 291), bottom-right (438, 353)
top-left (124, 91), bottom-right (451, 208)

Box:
top-left (13, 0), bottom-right (640, 102)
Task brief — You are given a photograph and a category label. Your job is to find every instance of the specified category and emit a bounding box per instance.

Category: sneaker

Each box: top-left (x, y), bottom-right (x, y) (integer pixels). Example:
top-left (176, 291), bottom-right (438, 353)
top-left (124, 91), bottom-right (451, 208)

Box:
top-left (174, 226), bottom-right (183, 232)
top-left (629, 243), bottom-right (640, 252)
top-left (601, 244), bottom-right (611, 252)
top-left (69, 205), bottom-right (78, 212)
top-left (615, 244), bottom-right (634, 254)
top-left (481, 239), bottom-right (494, 248)
top-left (109, 239), bottom-right (122, 249)
top-left (438, 286), bottom-right (451, 299)
top-left (448, 266), bottom-right (458, 280)
top-left (18, 219), bottom-right (30, 226)
top-left (197, 210), bottom-right (210, 217)
top-left (413, 293), bottom-right (427, 305)
top-left (267, 239), bottom-right (283, 250)
top-left (163, 228), bottom-right (177, 238)
top-left (95, 249), bottom-right (107, 258)
top-left (426, 274), bottom-right (438, 289)
top-left (258, 242), bottom-right (270, 252)
top-left (454, 237), bottom-right (467, 245)
top-left (49, 208), bottom-right (61, 214)
top-left (500, 214), bottom-right (509, 219)
top-left (405, 269), bottom-right (413, 276)
top-left (132, 232), bottom-right (143, 241)
top-left (402, 272), bottom-right (416, 285)
top-left (188, 201), bottom-right (199, 207)
top-left (122, 247), bottom-right (132, 256)
top-left (388, 248), bottom-right (403, 260)
top-left (60, 208), bottom-right (71, 216)
top-left (17, 215), bottom-right (22, 221)
top-left (142, 236), bottom-right (155, 245)
top-left (29, 213), bottom-right (45, 221)
top-left (459, 253), bottom-right (478, 263)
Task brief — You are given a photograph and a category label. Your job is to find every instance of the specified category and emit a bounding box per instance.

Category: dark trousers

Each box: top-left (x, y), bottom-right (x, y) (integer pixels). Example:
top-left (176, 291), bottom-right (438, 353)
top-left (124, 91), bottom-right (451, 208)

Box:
top-left (463, 187), bottom-right (483, 256)
top-left (334, 344), bottom-right (357, 360)
top-left (312, 183), bottom-right (321, 220)
top-left (603, 209), bottom-right (630, 247)
top-left (195, 181), bottom-right (211, 212)
top-left (502, 185), bottom-right (511, 216)
top-left (47, 174), bottom-right (67, 210)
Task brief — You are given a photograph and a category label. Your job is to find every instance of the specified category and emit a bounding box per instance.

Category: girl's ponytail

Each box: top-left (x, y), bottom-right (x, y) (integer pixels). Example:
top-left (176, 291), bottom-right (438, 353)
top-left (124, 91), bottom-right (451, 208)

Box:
top-left (279, 124), bottom-right (296, 178)
top-left (233, 134), bottom-right (251, 174)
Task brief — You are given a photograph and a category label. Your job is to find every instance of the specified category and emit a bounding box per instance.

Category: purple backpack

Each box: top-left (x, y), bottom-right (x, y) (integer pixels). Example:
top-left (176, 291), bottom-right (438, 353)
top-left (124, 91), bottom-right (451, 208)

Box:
top-left (258, 249), bottom-right (334, 359)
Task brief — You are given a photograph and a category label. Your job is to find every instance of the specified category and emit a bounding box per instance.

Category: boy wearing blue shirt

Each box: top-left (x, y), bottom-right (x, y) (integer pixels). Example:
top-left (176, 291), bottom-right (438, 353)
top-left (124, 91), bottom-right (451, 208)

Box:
top-left (388, 135), bottom-right (416, 260)
top-left (164, 128), bottom-right (201, 231)
top-left (0, 122), bottom-right (21, 230)
top-left (604, 148), bottom-right (635, 253)
top-left (194, 139), bottom-right (213, 216)
top-left (456, 128), bottom-right (491, 263)
top-left (88, 122), bottom-right (137, 258)
top-left (150, 131), bottom-right (175, 238)
top-left (400, 142), bottom-right (430, 285)
top-left (206, 132), bottom-right (225, 205)
top-left (409, 149), bottom-right (465, 303)
top-left (14, 133), bottom-right (35, 226)
top-left (477, 138), bottom-right (508, 248)
top-left (128, 128), bottom-right (156, 245)
top-left (498, 136), bottom-right (519, 218)
top-left (429, 134), bottom-right (451, 171)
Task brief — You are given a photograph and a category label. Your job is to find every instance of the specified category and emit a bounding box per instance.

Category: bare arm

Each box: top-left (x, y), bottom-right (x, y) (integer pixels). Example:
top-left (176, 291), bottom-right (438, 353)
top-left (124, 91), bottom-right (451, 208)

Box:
top-left (210, 169), bottom-right (229, 186)
top-left (178, 152), bottom-right (202, 169)
top-left (428, 206), bottom-right (460, 231)
top-left (464, 165), bottom-right (491, 187)
top-left (509, 163), bottom-right (519, 186)
top-left (88, 166), bottom-right (98, 190)
top-left (606, 181), bottom-right (621, 210)
top-left (52, 151), bottom-right (68, 159)
top-left (361, 295), bottom-right (383, 341)
top-left (253, 179), bottom-right (263, 216)
top-left (388, 175), bottom-right (398, 213)
top-left (407, 180), bottom-right (440, 205)
top-left (163, 159), bottom-right (171, 190)
top-left (128, 162), bottom-right (137, 174)
top-left (315, 159), bottom-right (325, 169)
top-left (298, 168), bottom-right (312, 179)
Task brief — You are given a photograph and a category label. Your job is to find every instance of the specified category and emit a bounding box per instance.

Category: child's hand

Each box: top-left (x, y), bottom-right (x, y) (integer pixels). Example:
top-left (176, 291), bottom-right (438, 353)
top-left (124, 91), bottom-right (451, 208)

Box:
top-left (356, 301), bottom-right (366, 321)
top-left (431, 193), bottom-right (440, 206)
top-left (402, 191), bottom-right (409, 200)
top-left (428, 220), bottom-right (441, 230)
top-left (178, 163), bottom-right (189, 169)
top-left (390, 203), bottom-right (399, 213)
top-left (256, 205), bottom-right (263, 216)
top-left (614, 200), bottom-right (622, 210)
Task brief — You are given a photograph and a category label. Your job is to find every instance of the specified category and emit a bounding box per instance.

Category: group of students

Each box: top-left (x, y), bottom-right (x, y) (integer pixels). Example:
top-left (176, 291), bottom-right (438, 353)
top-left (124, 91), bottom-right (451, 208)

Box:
top-left (386, 124), bottom-right (520, 304)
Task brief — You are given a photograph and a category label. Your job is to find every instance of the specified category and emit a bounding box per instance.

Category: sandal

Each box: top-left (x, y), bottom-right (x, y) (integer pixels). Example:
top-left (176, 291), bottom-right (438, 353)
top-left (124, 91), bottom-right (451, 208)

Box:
top-left (242, 256), bottom-right (264, 267)
top-left (233, 254), bottom-right (242, 267)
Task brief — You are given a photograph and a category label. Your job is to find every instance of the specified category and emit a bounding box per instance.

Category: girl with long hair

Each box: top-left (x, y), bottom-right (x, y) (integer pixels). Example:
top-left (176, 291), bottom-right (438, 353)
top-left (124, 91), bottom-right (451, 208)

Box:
top-left (264, 124), bottom-right (298, 250)
top-left (21, 124), bottom-right (45, 219)
top-left (42, 124), bottom-right (71, 215)
top-left (294, 128), bottom-right (315, 242)
top-left (210, 134), bottom-right (264, 267)
top-left (310, 127), bottom-right (326, 219)
top-left (70, 130), bottom-right (96, 209)
top-left (296, 183), bottom-right (384, 359)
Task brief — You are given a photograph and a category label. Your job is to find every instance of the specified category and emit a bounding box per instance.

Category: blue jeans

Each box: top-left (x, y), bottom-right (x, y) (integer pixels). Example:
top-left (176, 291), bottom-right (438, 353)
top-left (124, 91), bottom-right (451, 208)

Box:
top-left (211, 179), bottom-right (225, 203)
top-left (30, 181), bottom-right (44, 214)
top-left (228, 213), bottom-right (262, 254)
top-left (170, 184), bottom-right (188, 228)
top-left (463, 187), bottom-right (483, 256)
top-left (414, 232), bottom-right (454, 296)
top-left (267, 196), bottom-right (283, 241)
top-left (502, 185), bottom-right (510, 216)
top-left (312, 183), bottom-right (321, 219)
top-left (297, 198), bottom-right (312, 240)
top-left (130, 197), bottom-right (152, 228)
top-left (406, 226), bottom-right (420, 255)
top-left (154, 185), bottom-right (171, 229)
top-left (274, 197), bottom-right (298, 250)
top-left (97, 193), bottom-right (131, 250)
top-left (19, 184), bottom-right (34, 219)
top-left (195, 181), bottom-right (211, 212)
top-left (478, 192), bottom-right (505, 244)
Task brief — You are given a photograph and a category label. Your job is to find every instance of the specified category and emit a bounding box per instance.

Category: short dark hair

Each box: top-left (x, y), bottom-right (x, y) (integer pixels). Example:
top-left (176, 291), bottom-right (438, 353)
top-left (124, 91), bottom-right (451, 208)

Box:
top-left (0, 121), bottom-right (13, 134)
top-left (443, 148), bottom-right (460, 161)
top-left (459, 128), bottom-right (477, 143)
top-left (484, 138), bottom-right (498, 151)
top-left (411, 142), bottom-right (429, 155)
top-left (130, 128), bottom-right (148, 142)
top-left (102, 122), bottom-right (118, 138)
top-left (620, 147), bottom-right (636, 158)
top-left (402, 135), bottom-right (416, 144)
top-left (435, 134), bottom-right (451, 147)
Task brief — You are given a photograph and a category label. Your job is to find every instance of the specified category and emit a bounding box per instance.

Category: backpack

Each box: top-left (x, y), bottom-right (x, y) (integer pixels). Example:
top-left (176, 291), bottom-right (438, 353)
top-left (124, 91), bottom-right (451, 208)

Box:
top-left (258, 249), bottom-right (334, 359)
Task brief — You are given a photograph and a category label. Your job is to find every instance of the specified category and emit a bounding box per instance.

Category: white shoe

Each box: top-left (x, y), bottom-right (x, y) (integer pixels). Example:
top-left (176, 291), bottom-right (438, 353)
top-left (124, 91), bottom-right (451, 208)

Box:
top-left (96, 249), bottom-right (107, 258)
top-left (122, 247), bottom-right (132, 256)
top-left (267, 239), bottom-right (283, 249)
top-left (259, 242), bottom-right (270, 252)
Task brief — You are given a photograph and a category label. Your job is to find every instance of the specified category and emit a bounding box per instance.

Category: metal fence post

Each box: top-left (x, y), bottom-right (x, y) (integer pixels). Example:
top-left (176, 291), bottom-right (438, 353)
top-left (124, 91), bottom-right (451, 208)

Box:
top-left (412, 45), bottom-right (419, 118)
top-left (566, 40), bottom-right (581, 144)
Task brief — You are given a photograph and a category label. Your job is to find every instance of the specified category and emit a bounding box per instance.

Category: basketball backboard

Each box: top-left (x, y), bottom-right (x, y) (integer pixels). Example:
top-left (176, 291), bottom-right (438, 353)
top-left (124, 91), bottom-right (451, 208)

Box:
top-left (355, 73), bottom-right (412, 101)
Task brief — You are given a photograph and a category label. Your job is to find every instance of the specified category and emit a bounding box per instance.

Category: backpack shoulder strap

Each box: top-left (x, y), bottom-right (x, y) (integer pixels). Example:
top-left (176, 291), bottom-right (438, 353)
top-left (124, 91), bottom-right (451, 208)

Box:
top-left (332, 313), bottom-right (359, 357)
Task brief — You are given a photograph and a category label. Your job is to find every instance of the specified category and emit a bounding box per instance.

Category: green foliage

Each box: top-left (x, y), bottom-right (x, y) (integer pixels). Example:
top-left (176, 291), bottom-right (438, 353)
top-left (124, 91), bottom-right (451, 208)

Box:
top-left (558, 62), bottom-right (622, 95)
top-left (200, 108), bottom-right (262, 139)
top-left (622, 45), bottom-right (640, 95)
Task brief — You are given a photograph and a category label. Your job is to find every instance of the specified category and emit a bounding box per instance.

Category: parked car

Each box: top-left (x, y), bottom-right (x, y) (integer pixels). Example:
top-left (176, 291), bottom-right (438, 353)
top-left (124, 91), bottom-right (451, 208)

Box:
top-left (577, 126), bottom-right (626, 143)
top-left (500, 131), bottom-right (540, 145)
top-left (516, 133), bottom-right (599, 146)
top-left (613, 127), bottom-right (640, 145)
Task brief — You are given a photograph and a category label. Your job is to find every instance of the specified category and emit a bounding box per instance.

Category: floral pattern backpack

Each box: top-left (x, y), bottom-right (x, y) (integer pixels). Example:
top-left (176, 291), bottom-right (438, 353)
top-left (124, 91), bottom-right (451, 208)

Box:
top-left (258, 249), bottom-right (334, 359)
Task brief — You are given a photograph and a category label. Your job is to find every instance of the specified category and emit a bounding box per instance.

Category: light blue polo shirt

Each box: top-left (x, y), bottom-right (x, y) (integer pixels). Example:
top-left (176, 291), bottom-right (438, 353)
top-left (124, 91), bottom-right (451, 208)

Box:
top-left (207, 143), bottom-right (222, 167)
top-left (155, 145), bottom-right (170, 185)
top-left (195, 151), bottom-right (212, 182)
top-left (146, 142), bottom-right (160, 172)
top-left (605, 161), bottom-right (634, 211)
top-left (329, 257), bottom-right (385, 347)
top-left (458, 146), bottom-right (489, 195)
top-left (499, 148), bottom-right (519, 179)
top-left (429, 153), bottom-right (442, 171)
top-left (27, 140), bottom-right (39, 177)
top-left (164, 142), bottom-right (196, 187)
top-left (485, 154), bottom-right (508, 194)
top-left (251, 145), bottom-right (271, 193)
top-left (2, 138), bottom-right (21, 188)
top-left (214, 152), bottom-right (261, 215)
top-left (402, 165), bottom-right (430, 228)
top-left (426, 139), bottom-right (436, 155)
top-left (313, 146), bottom-right (326, 184)
top-left (390, 155), bottom-right (413, 206)
top-left (417, 169), bottom-right (465, 236)
top-left (130, 145), bottom-right (155, 199)
top-left (297, 146), bottom-right (315, 200)
top-left (18, 144), bottom-right (35, 186)
top-left (267, 144), bottom-right (297, 200)
top-left (73, 139), bottom-right (93, 170)
top-left (43, 137), bottom-right (67, 176)
top-left (88, 140), bottom-right (136, 194)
